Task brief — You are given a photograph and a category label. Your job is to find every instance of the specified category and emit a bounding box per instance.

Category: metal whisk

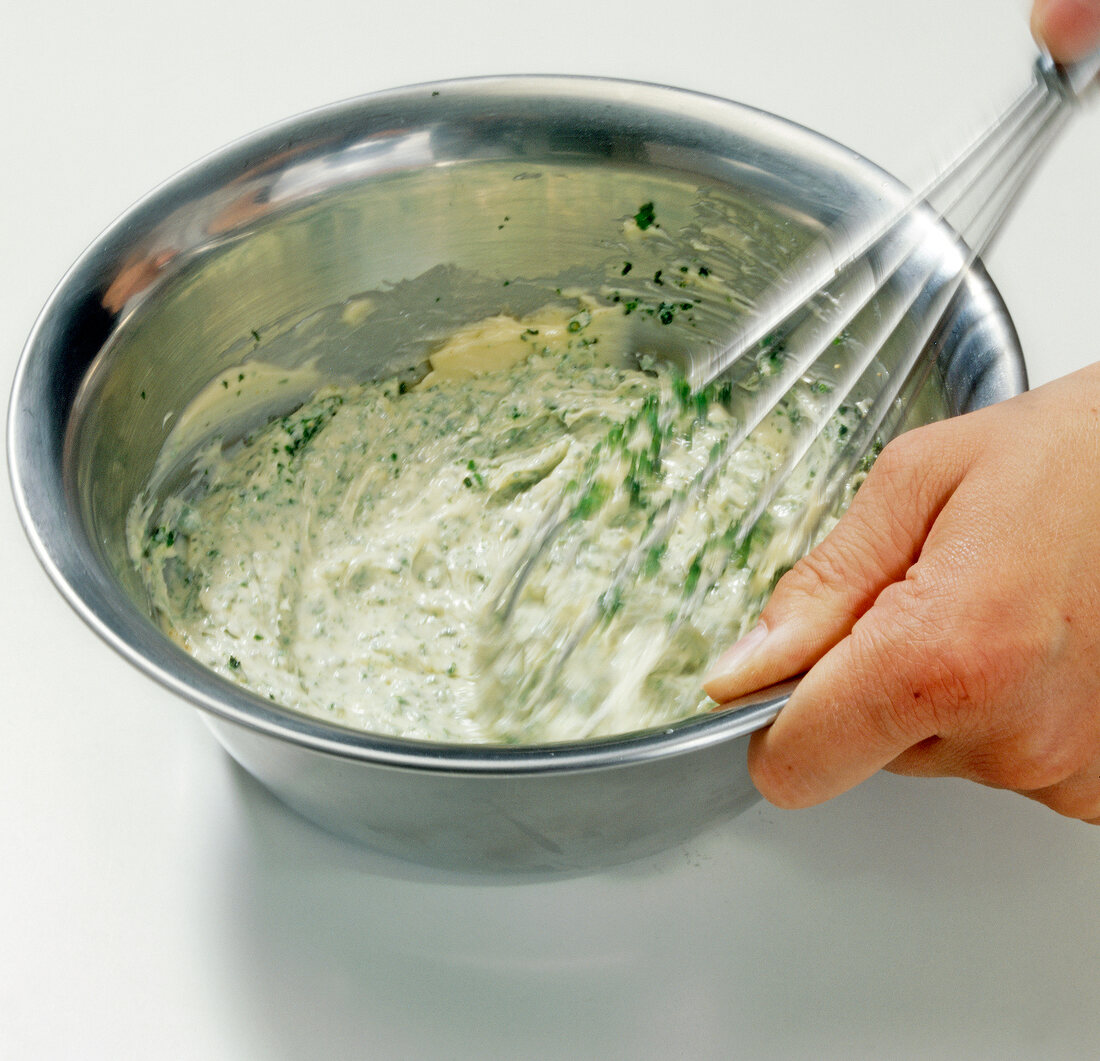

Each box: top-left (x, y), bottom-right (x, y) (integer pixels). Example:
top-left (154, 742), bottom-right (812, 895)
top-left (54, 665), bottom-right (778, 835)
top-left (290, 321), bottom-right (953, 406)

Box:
top-left (480, 47), bottom-right (1100, 740)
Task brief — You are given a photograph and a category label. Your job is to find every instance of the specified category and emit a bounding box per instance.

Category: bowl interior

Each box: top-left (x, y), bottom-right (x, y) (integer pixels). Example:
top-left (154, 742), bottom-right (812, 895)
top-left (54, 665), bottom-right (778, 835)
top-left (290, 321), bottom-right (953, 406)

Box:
top-left (12, 77), bottom-right (1025, 760)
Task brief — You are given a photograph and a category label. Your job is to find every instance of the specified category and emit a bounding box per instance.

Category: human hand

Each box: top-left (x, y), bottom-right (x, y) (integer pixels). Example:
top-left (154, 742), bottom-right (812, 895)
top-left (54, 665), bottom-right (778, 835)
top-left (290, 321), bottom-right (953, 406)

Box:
top-left (703, 364), bottom-right (1100, 823)
top-left (1032, 0), bottom-right (1100, 62)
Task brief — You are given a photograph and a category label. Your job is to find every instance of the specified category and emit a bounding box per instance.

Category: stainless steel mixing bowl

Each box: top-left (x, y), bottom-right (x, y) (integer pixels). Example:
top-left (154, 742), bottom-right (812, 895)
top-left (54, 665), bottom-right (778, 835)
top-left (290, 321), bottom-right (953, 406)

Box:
top-left (8, 76), bottom-right (1025, 875)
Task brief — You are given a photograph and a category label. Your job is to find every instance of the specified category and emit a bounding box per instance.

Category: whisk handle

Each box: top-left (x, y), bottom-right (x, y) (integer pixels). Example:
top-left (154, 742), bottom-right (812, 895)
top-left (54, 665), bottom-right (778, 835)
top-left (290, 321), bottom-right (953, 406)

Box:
top-left (1041, 45), bottom-right (1100, 99)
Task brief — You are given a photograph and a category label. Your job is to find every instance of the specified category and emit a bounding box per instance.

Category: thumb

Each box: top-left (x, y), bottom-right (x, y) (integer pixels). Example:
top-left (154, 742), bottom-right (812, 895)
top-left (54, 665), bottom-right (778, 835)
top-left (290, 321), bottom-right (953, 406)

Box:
top-left (702, 427), bottom-right (969, 704)
top-left (1032, 0), bottom-right (1100, 62)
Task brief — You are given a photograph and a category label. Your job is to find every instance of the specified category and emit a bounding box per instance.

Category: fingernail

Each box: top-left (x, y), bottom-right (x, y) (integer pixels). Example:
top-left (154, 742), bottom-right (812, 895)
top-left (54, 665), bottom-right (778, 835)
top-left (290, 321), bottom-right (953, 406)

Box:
top-left (703, 622), bottom-right (771, 686)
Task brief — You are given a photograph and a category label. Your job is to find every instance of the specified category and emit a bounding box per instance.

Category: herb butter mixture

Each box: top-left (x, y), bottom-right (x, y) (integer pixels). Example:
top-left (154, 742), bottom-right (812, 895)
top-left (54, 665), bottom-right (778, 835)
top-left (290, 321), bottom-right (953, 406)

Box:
top-left (130, 304), bottom-right (859, 744)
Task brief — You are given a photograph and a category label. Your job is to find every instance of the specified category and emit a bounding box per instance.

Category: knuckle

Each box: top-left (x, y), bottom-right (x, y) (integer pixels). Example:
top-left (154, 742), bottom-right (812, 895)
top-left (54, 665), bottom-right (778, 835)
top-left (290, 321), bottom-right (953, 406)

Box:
top-left (875, 566), bottom-right (1039, 727)
top-left (842, 583), bottom-right (966, 739)
top-left (952, 684), bottom-right (1100, 791)
top-left (1021, 778), bottom-right (1100, 822)
top-left (861, 429), bottom-right (922, 482)
top-left (774, 545), bottom-right (850, 603)
top-left (858, 427), bottom-right (942, 507)
top-left (983, 724), bottom-right (1096, 792)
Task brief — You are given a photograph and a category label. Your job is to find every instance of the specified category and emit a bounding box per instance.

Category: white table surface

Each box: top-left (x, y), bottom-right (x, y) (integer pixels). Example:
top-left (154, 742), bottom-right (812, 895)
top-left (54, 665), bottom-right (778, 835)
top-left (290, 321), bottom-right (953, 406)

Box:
top-left (3, 2), bottom-right (1098, 1057)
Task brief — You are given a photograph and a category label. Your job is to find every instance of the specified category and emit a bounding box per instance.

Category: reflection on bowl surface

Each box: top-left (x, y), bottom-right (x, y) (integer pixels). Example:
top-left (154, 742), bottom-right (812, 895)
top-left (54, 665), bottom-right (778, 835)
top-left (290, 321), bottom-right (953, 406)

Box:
top-left (8, 76), bottom-right (1024, 873)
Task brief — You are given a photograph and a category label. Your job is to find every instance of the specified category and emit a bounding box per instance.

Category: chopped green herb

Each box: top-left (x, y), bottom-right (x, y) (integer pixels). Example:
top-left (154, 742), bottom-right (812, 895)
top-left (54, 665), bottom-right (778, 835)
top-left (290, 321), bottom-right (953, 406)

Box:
top-left (642, 542), bottom-right (667, 578)
top-left (858, 439), bottom-right (884, 473)
top-left (598, 584), bottom-right (624, 618)
top-left (279, 395), bottom-right (343, 459)
top-left (634, 201), bottom-right (657, 230)
top-left (150, 525), bottom-right (176, 547)
top-left (684, 556), bottom-right (703, 597)
top-left (568, 310), bottom-right (591, 333)
top-left (672, 374), bottom-right (692, 408)
top-left (572, 479), bottom-right (608, 520)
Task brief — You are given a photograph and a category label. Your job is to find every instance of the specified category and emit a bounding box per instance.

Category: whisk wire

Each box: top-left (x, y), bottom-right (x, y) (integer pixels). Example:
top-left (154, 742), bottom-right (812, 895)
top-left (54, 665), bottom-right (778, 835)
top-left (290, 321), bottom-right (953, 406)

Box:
top-left (482, 50), bottom-right (1098, 732)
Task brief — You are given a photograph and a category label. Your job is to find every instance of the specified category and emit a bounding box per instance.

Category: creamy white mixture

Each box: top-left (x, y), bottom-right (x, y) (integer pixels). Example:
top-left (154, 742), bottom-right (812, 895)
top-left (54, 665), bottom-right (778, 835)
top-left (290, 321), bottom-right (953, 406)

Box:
top-left (130, 304), bottom-right (860, 743)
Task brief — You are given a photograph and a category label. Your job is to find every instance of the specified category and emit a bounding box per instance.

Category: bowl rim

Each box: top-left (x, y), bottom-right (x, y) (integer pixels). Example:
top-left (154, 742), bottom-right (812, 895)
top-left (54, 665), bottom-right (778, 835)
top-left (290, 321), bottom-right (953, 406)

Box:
top-left (7, 73), bottom-right (1025, 776)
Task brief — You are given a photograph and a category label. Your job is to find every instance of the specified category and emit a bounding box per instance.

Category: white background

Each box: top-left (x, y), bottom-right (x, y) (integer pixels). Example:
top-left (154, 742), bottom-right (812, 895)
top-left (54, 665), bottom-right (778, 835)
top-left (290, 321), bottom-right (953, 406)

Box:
top-left (3, 1), bottom-right (1098, 1058)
